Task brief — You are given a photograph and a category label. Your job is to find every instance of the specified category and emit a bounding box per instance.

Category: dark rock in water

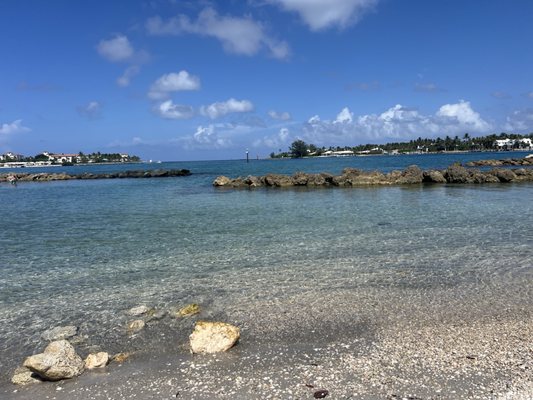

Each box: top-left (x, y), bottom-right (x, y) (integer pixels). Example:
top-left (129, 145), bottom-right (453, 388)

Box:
top-left (444, 164), bottom-right (472, 183)
top-left (396, 165), bottom-right (423, 184)
top-left (423, 170), bottom-right (447, 183)
top-left (489, 168), bottom-right (517, 182)
top-left (264, 174), bottom-right (293, 187)
top-left (209, 161), bottom-right (533, 189)
top-left (0, 169), bottom-right (191, 183)
top-left (314, 389), bottom-right (329, 398)
top-left (213, 176), bottom-right (232, 186)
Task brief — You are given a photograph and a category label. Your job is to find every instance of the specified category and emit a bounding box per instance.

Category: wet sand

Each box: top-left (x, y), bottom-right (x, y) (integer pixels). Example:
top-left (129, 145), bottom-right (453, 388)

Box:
top-left (3, 280), bottom-right (531, 400)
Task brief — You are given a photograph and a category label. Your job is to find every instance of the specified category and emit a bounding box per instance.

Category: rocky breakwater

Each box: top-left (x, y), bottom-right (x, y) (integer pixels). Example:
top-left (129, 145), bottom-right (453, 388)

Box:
top-left (0, 168), bottom-right (191, 183)
top-left (213, 163), bottom-right (533, 189)
top-left (465, 156), bottom-right (533, 167)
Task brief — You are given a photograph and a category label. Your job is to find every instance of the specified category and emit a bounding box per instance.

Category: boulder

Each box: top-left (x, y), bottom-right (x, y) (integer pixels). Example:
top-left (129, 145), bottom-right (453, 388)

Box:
top-left (189, 321), bottom-right (240, 354)
top-left (396, 165), bottom-right (423, 184)
top-left (84, 352), bottom-right (109, 369)
top-left (11, 366), bottom-right (42, 385)
top-left (444, 164), bottom-right (473, 183)
top-left (213, 176), bottom-right (232, 186)
top-left (244, 175), bottom-right (263, 187)
top-left (41, 326), bottom-right (78, 341)
top-left (264, 174), bottom-right (293, 187)
top-left (489, 168), bottom-right (517, 182)
top-left (423, 170), bottom-right (447, 183)
top-left (23, 340), bottom-right (85, 381)
top-left (292, 172), bottom-right (309, 186)
top-left (127, 319), bottom-right (145, 334)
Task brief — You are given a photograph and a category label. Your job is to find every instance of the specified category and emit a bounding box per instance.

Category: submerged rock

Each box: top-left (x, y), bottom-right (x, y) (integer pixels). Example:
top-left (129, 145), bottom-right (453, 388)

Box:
top-left (175, 303), bottom-right (200, 317)
top-left (189, 321), bottom-right (240, 354)
top-left (23, 340), bottom-right (85, 381)
top-left (127, 319), bottom-right (145, 334)
top-left (84, 352), bottom-right (109, 369)
top-left (41, 326), bottom-right (78, 341)
top-left (127, 305), bottom-right (151, 316)
top-left (11, 366), bottom-right (42, 385)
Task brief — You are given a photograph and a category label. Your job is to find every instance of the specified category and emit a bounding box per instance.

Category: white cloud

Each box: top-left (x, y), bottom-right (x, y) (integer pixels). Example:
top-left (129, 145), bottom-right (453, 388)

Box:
top-left (303, 101), bottom-right (491, 144)
top-left (268, 110), bottom-right (291, 120)
top-left (77, 101), bottom-right (102, 119)
top-left (436, 100), bottom-right (490, 131)
top-left (0, 119), bottom-right (31, 135)
top-left (148, 71), bottom-right (201, 100)
top-left (253, 127), bottom-right (292, 148)
top-left (504, 109), bottom-right (533, 132)
top-left (189, 125), bottom-right (232, 148)
top-left (200, 98), bottom-right (254, 119)
top-left (334, 107), bottom-right (353, 123)
top-left (97, 35), bottom-right (134, 62)
top-left (117, 66), bottom-right (141, 87)
top-left (146, 7), bottom-right (289, 59)
top-left (269, 0), bottom-right (378, 31)
top-left (155, 100), bottom-right (194, 119)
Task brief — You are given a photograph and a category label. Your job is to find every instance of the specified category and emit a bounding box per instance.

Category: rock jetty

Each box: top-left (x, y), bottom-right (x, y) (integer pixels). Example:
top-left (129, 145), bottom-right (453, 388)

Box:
top-left (213, 163), bottom-right (533, 188)
top-left (464, 157), bottom-right (533, 167)
top-left (0, 169), bottom-right (190, 183)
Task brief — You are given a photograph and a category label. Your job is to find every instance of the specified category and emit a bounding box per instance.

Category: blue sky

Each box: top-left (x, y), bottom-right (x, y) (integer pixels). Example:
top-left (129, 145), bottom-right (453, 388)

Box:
top-left (1, 0), bottom-right (533, 161)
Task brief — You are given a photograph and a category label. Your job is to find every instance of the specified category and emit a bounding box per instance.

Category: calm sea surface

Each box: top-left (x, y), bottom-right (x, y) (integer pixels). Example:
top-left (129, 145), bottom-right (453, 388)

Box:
top-left (0, 152), bottom-right (532, 379)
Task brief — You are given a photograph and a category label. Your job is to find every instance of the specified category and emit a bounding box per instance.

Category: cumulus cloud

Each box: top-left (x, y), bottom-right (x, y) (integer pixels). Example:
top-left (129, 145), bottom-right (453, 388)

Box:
top-left (77, 101), bottom-right (102, 119)
top-left (186, 125), bottom-right (232, 148)
top-left (146, 7), bottom-right (289, 59)
top-left (334, 107), bottom-right (353, 123)
top-left (117, 66), bottom-right (141, 87)
top-left (504, 109), bottom-right (533, 132)
top-left (268, 110), bottom-right (291, 120)
top-left (269, 0), bottom-right (378, 31)
top-left (97, 35), bottom-right (134, 62)
top-left (148, 71), bottom-right (201, 100)
top-left (155, 100), bottom-right (194, 119)
top-left (200, 98), bottom-right (254, 119)
top-left (253, 127), bottom-right (291, 148)
top-left (436, 100), bottom-right (490, 131)
top-left (0, 119), bottom-right (31, 135)
top-left (303, 101), bottom-right (491, 144)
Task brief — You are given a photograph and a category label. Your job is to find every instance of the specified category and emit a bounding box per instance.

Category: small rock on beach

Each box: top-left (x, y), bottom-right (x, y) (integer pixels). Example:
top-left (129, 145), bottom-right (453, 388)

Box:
top-left (23, 340), bottom-right (85, 381)
top-left (189, 321), bottom-right (240, 354)
top-left (84, 352), bottom-right (109, 369)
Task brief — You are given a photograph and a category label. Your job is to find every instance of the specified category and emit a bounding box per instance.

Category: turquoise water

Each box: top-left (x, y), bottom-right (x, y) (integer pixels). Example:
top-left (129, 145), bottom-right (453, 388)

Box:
top-left (0, 152), bottom-right (532, 380)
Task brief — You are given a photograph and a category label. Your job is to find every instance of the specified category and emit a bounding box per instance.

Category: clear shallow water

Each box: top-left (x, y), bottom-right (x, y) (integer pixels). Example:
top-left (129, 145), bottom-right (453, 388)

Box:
top-left (0, 153), bottom-right (532, 378)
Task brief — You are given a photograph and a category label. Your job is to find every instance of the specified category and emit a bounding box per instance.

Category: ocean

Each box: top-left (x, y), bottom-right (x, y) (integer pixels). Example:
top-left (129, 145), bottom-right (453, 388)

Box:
top-left (1, 151), bottom-right (532, 395)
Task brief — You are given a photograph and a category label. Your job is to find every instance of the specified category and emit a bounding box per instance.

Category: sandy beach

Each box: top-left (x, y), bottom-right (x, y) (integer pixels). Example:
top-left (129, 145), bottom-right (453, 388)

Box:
top-left (4, 277), bottom-right (531, 400)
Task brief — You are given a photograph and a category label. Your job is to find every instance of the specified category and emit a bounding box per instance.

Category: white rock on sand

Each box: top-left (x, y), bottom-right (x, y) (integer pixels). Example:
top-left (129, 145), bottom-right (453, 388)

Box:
top-left (84, 352), bottom-right (109, 369)
top-left (23, 340), bottom-right (85, 381)
top-left (189, 321), bottom-right (240, 354)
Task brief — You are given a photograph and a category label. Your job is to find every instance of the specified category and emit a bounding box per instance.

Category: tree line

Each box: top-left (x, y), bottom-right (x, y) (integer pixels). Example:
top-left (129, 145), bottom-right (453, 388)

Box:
top-left (270, 132), bottom-right (533, 159)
